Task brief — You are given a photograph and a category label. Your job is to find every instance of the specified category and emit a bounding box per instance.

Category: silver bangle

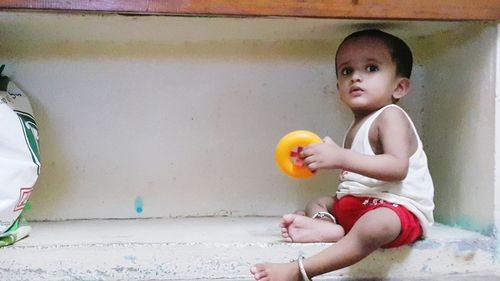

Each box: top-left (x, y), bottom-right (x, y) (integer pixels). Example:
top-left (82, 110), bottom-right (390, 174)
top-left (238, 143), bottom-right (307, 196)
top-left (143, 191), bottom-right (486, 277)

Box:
top-left (312, 211), bottom-right (336, 224)
top-left (297, 254), bottom-right (312, 281)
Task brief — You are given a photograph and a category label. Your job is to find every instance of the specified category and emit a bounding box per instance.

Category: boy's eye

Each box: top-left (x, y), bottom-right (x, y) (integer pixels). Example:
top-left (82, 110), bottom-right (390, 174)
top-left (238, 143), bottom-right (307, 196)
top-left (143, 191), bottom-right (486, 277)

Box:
top-left (341, 68), bottom-right (353, 76)
top-left (367, 65), bottom-right (379, 72)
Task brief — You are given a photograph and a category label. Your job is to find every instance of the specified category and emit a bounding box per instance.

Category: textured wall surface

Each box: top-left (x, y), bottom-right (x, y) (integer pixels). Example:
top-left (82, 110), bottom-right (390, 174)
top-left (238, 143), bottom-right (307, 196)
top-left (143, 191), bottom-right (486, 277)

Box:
top-left (0, 13), bottom-right (488, 224)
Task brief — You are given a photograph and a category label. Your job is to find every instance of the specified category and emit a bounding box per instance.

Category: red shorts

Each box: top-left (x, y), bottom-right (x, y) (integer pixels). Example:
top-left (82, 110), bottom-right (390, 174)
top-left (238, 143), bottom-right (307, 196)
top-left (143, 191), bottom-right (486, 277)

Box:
top-left (332, 195), bottom-right (422, 248)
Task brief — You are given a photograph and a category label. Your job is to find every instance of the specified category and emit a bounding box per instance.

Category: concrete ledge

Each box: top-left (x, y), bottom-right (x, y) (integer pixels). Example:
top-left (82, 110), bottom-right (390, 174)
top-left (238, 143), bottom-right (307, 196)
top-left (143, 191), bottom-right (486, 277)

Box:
top-left (0, 217), bottom-right (498, 280)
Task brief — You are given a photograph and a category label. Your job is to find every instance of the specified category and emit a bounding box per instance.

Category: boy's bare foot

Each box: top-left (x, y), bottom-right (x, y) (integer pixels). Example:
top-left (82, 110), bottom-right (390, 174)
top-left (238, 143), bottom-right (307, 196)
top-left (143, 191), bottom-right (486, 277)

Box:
top-left (280, 214), bottom-right (345, 243)
top-left (250, 261), bottom-right (301, 281)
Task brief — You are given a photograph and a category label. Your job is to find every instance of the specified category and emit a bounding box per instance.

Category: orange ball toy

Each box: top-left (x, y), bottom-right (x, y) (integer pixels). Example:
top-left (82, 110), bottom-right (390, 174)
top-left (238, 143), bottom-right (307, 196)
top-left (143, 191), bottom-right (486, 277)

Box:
top-left (275, 130), bottom-right (322, 178)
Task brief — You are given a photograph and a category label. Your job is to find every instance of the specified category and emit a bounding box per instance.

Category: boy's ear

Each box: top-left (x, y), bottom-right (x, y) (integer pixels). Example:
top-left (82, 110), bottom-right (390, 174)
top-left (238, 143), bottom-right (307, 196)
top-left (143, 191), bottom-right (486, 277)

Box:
top-left (392, 77), bottom-right (411, 100)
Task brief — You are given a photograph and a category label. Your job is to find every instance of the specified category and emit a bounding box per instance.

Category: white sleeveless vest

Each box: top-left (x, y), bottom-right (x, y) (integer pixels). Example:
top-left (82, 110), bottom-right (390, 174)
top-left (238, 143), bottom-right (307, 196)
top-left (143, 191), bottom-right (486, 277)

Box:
top-left (337, 104), bottom-right (434, 234)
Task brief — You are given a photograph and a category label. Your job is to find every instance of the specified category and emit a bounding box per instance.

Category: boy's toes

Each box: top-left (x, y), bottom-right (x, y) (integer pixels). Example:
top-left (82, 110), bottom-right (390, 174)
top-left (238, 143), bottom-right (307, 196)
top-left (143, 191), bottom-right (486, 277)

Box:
top-left (250, 264), bottom-right (266, 274)
top-left (281, 227), bottom-right (287, 236)
top-left (280, 214), bottom-right (297, 226)
top-left (250, 264), bottom-right (268, 280)
top-left (281, 229), bottom-right (292, 242)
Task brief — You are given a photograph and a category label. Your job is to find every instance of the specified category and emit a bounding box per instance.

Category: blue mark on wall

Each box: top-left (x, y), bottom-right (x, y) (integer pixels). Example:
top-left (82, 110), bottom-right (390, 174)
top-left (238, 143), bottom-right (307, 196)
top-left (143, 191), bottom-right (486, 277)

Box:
top-left (134, 196), bottom-right (143, 214)
top-left (124, 255), bottom-right (137, 264)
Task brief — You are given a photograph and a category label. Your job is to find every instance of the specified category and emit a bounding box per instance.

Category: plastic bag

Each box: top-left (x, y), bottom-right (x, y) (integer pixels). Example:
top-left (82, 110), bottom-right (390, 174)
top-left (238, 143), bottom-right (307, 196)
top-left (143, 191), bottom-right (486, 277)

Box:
top-left (0, 65), bottom-right (40, 241)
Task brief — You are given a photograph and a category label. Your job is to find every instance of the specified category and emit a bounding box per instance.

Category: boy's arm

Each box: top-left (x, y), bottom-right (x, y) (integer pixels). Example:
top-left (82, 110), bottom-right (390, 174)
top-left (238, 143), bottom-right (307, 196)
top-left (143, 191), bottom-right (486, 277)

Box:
top-left (301, 107), bottom-right (416, 182)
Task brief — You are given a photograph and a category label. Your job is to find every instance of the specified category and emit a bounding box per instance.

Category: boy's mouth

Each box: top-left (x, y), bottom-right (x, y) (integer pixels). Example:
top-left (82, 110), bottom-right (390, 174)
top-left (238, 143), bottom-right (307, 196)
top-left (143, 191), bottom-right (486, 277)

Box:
top-left (349, 86), bottom-right (364, 96)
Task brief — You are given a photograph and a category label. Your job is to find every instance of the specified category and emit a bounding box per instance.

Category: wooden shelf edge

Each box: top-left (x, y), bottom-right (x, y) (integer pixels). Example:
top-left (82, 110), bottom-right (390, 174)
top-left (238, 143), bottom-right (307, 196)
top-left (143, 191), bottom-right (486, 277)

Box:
top-left (0, 0), bottom-right (499, 21)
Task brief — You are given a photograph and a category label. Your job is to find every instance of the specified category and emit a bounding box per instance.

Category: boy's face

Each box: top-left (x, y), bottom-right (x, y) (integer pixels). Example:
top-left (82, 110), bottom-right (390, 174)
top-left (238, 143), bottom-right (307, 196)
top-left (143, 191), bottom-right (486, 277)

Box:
top-left (336, 36), bottom-right (403, 114)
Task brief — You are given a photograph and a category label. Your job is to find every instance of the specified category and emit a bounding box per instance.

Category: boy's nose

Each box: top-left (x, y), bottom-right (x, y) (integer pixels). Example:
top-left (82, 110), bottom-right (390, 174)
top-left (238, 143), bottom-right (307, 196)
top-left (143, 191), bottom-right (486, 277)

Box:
top-left (351, 71), bottom-right (362, 82)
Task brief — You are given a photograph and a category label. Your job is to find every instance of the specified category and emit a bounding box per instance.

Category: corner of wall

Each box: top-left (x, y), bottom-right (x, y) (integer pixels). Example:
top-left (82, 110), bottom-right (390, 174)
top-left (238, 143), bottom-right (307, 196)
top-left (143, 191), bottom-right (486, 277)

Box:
top-left (495, 23), bottom-right (500, 260)
top-left (423, 23), bottom-right (496, 236)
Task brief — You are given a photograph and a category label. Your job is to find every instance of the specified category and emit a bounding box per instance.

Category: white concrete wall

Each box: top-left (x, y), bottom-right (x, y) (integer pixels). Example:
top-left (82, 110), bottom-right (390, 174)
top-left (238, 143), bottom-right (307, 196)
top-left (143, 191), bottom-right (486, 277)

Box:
top-left (0, 13), bottom-right (489, 224)
top-left (420, 24), bottom-right (497, 235)
top-left (496, 24), bottom-right (500, 242)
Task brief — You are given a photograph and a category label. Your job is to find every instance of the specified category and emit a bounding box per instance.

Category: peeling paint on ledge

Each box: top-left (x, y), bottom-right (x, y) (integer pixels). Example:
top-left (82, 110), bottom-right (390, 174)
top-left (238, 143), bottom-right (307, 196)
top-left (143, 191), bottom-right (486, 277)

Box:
top-left (413, 240), bottom-right (442, 250)
top-left (437, 216), bottom-right (496, 237)
top-left (449, 239), bottom-right (497, 253)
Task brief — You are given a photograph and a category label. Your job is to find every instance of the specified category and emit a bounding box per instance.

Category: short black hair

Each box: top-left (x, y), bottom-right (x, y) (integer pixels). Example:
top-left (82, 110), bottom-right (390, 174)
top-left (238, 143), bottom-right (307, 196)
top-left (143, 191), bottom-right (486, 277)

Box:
top-left (335, 29), bottom-right (413, 78)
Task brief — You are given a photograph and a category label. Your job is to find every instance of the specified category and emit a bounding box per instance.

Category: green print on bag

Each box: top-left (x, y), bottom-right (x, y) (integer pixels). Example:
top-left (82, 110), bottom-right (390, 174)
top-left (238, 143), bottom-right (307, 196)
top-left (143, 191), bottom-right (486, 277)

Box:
top-left (15, 110), bottom-right (40, 175)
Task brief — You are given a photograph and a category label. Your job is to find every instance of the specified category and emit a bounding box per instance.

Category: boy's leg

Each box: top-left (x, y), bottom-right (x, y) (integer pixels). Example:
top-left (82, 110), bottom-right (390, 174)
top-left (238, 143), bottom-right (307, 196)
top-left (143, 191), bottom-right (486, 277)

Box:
top-left (281, 196), bottom-right (344, 243)
top-left (303, 207), bottom-right (401, 275)
top-left (251, 207), bottom-right (401, 281)
top-left (305, 196), bottom-right (334, 217)
top-left (293, 196), bottom-right (333, 216)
